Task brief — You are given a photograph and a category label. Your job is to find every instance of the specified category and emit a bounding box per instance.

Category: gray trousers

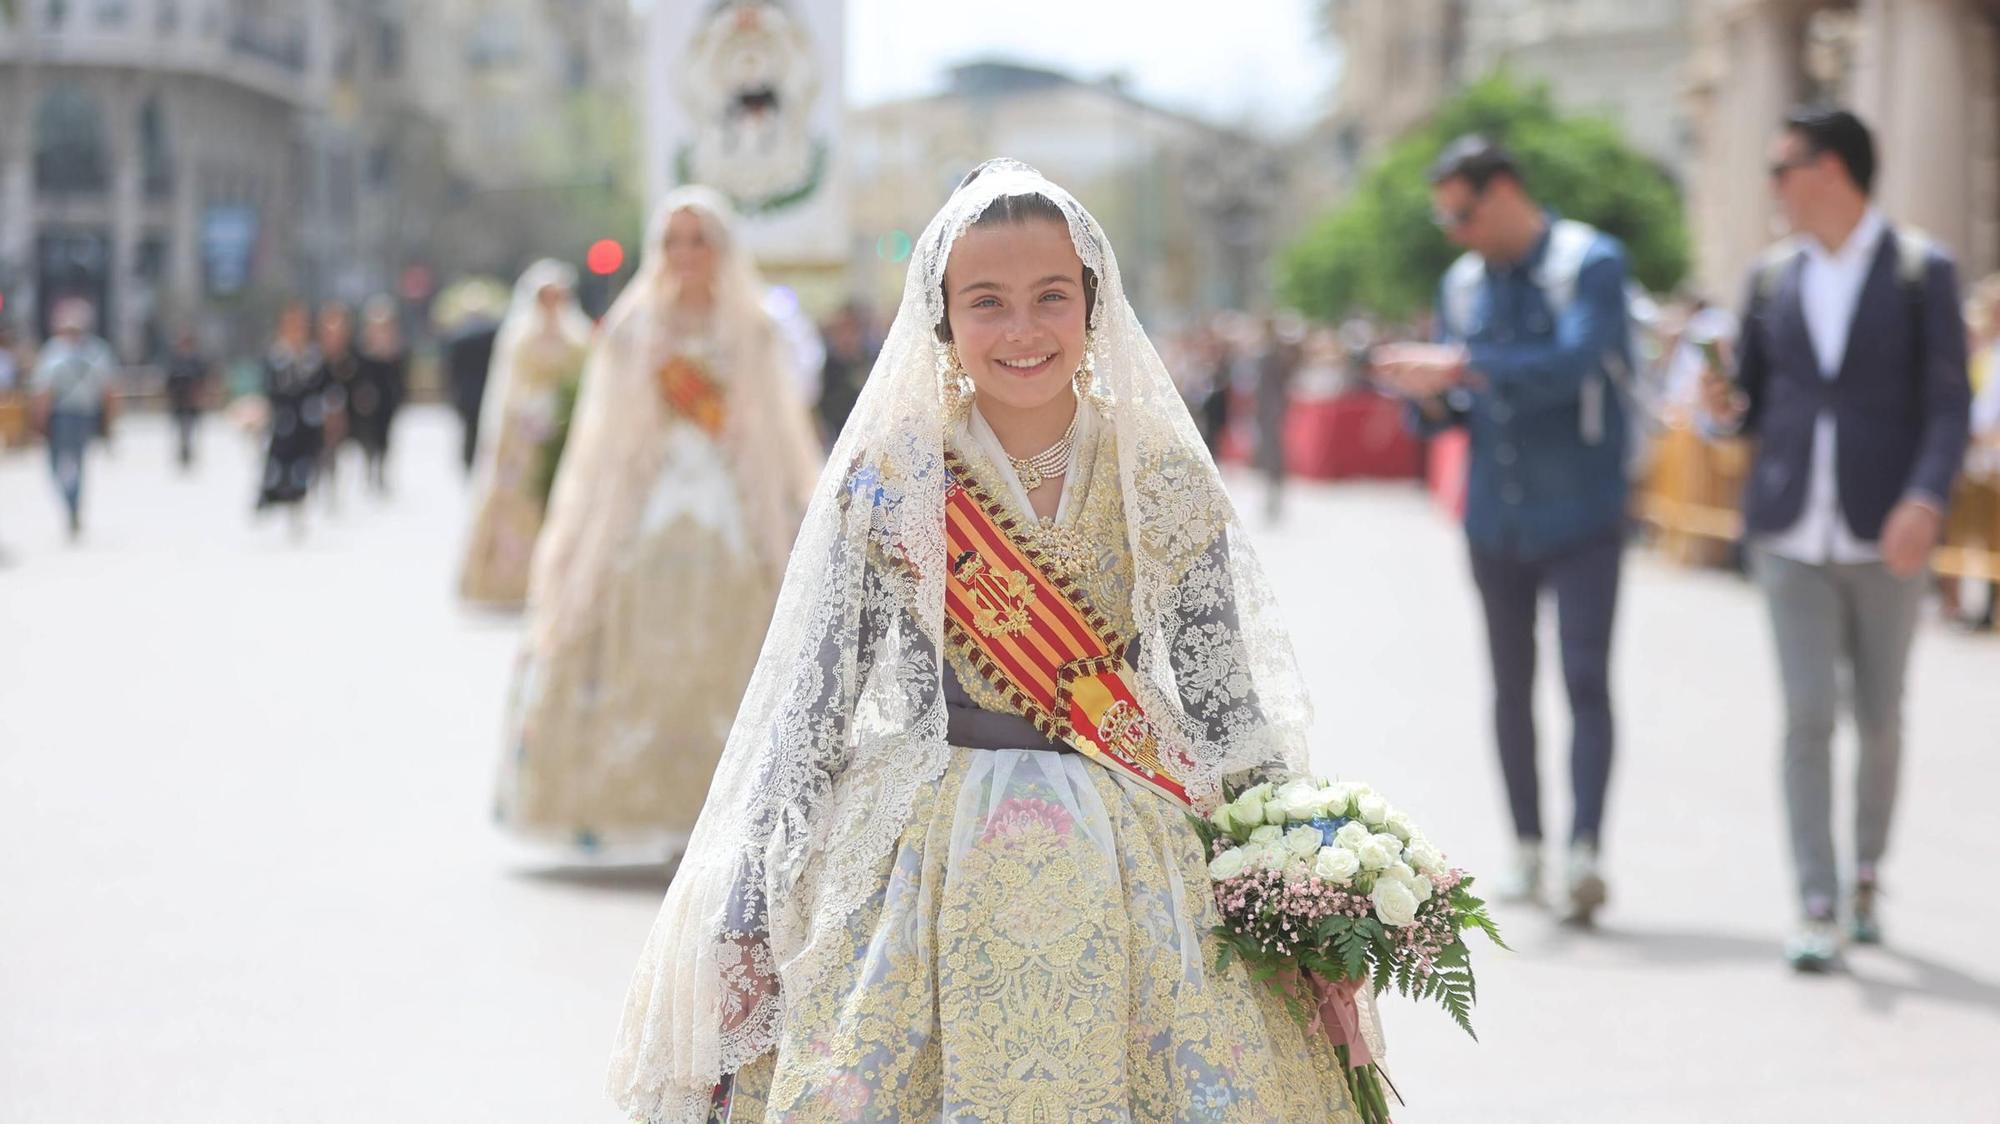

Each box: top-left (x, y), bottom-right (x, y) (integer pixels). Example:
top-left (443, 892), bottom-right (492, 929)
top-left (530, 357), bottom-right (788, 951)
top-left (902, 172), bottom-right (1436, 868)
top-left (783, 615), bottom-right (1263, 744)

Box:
top-left (1753, 548), bottom-right (1925, 912)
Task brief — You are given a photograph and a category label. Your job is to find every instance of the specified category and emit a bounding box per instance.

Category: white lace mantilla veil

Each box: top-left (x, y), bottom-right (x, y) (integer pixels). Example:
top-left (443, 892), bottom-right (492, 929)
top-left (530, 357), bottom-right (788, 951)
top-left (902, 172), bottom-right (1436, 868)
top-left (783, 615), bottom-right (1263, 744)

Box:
top-left (471, 259), bottom-right (590, 470)
top-left (527, 188), bottom-right (818, 651)
top-left (608, 160), bottom-right (1313, 1120)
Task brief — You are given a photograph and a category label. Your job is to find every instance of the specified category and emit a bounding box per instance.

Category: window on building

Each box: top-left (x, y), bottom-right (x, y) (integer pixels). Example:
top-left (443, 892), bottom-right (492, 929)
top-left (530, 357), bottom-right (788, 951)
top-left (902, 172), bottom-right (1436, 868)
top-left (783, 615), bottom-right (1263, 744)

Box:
top-left (466, 13), bottom-right (524, 70)
top-left (376, 17), bottom-right (403, 77)
top-left (367, 144), bottom-right (394, 190)
top-left (34, 85), bottom-right (110, 196)
top-left (42, 0), bottom-right (70, 30)
top-left (157, 0), bottom-right (178, 32)
top-left (139, 96), bottom-right (173, 199)
top-left (96, 0), bottom-right (130, 25)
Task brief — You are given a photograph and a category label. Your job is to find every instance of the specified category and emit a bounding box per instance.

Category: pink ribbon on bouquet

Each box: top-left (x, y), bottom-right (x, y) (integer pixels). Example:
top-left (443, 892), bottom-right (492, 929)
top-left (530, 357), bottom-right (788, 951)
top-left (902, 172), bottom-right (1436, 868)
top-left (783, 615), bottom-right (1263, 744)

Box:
top-left (1309, 974), bottom-right (1375, 1067)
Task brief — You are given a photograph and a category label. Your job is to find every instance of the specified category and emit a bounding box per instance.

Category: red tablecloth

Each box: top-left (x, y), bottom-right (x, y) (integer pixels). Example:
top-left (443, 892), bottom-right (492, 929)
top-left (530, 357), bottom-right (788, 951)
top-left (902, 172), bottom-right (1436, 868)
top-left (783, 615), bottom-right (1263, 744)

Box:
top-left (1220, 392), bottom-right (1424, 482)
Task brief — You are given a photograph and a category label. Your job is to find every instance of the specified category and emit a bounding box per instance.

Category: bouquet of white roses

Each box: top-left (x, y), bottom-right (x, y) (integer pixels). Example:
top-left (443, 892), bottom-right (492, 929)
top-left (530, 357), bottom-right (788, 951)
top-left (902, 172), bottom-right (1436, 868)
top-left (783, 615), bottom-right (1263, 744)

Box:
top-left (1191, 777), bottom-right (1504, 1124)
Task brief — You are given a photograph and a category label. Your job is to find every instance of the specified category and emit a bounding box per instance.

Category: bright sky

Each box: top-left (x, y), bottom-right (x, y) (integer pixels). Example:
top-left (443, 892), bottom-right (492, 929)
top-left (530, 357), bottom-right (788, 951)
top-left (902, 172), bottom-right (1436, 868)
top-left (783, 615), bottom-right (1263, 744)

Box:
top-left (846, 0), bottom-right (1338, 132)
top-left (636, 1), bottom-right (1341, 135)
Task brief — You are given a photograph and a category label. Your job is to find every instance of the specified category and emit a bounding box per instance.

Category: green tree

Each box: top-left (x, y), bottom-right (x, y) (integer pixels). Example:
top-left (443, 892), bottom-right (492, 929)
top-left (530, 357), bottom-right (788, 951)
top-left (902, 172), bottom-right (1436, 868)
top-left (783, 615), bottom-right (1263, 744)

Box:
top-left (1280, 74), bottom-right (1690, 321)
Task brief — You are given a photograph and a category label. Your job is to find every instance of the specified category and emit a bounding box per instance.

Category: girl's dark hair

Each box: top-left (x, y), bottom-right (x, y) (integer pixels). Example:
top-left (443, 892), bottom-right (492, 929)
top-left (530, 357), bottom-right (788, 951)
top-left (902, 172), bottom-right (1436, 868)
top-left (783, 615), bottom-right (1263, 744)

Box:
top-left (935, 161), bottom-right (1100, 343)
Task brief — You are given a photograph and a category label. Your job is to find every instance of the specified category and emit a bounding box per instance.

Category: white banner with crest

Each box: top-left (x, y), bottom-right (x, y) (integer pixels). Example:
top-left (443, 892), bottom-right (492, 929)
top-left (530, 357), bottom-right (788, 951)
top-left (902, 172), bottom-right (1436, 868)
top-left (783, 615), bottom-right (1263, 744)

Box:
top-left (646, 0), bottom-right (848, 265)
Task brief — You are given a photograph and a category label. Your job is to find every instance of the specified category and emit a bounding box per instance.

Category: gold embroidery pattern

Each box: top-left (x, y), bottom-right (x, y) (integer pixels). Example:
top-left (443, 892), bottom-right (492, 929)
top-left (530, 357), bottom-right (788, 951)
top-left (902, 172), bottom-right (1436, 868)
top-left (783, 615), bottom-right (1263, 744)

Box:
top-left (952, 552), bottom-right (1037, 638)
top-left (748, 752), bottom-right (1363, 1123)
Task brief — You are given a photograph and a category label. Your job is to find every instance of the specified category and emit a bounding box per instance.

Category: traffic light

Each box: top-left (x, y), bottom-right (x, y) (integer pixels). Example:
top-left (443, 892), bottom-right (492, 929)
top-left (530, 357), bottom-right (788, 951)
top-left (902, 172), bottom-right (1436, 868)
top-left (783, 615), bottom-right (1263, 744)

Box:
top-left (586, 239), bottom-right (624, 276)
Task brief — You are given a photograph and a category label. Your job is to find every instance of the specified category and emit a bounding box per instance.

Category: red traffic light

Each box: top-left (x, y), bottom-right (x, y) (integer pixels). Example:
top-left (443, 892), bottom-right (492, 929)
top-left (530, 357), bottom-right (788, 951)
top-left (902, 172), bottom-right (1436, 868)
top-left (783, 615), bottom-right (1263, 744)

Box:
top-left (586, 239), bottom-right (625, 276)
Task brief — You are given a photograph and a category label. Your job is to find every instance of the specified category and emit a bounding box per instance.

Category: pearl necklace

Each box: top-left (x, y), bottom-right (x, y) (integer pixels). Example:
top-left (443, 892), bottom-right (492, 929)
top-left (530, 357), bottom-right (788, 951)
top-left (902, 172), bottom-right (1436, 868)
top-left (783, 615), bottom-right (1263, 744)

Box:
top-left (1009, 415), bottom-right (1076, 492)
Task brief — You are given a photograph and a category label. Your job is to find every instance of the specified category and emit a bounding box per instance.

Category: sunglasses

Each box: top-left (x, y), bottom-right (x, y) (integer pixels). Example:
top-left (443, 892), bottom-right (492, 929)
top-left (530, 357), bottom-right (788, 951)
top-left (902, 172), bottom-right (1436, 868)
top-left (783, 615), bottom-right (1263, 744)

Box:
top-left (1768, 155), bottom-right (1817, 182)
top-left (1431, 193), bottom-right (1483, 231)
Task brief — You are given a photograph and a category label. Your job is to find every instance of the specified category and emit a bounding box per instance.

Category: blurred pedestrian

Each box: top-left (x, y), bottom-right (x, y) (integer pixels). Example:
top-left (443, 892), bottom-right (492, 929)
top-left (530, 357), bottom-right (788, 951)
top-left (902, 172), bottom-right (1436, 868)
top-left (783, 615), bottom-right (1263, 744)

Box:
top-left (1698, 107), bottom-right (1970, 971)
top-left (1197, 320), bottom-right (1232, 455)
top-left (444, 302), bottom-right (503, 474)
top-left (1251, 314), bottom-right (1302, 523)
top-left (459, 261), bottom-right (591, 609)
top-left (163, 326), bottom-right (213, 470)
top-left (814, 301), bottom-right (876, 448)
top-left (314, 303), bottom-right (359, 510)
top-left (765, 284), bottom-right (826, 408)
top-left (29, 299), bottom-right (120, 539)
top-left (254, 302), bottom-right (327, 538)
top-left (0, 322), bottom-right (20, 393)
top-left (351, 296), bottom-right (408, 496)
top-left (1375, 135), bottom-right (1634, 925)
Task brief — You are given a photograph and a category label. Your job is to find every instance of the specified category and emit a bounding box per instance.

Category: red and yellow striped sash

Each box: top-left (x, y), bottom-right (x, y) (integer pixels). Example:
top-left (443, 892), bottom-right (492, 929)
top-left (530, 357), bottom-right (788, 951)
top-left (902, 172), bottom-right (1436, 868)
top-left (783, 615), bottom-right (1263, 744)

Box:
top-left (941, 450), bottom-right (1190, 807)
top-left (656, 355), bottom-right (725, 436)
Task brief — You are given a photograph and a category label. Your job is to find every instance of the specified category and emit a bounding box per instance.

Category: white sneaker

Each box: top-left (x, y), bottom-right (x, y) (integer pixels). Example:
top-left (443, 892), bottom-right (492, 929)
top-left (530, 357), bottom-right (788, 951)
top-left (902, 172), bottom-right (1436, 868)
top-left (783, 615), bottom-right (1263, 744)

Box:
top-left (1560, 841), bottom-right (1608, 926)
top-left (1494, 839), bottom-right (1544, 904)
top-left (1785, 917), bottom-right (1842, 973)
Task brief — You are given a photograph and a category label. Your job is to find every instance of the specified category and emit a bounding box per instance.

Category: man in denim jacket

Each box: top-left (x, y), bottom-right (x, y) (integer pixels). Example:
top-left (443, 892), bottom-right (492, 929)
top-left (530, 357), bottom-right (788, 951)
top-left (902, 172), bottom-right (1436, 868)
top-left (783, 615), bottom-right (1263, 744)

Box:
top-left (1377, 136), bottom-right (1632, 925)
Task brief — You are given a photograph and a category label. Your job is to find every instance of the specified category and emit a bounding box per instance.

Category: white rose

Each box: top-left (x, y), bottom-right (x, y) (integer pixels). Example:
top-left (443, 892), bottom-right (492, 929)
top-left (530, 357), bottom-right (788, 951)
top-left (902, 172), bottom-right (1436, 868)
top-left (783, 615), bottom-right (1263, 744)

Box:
top-left (1384, 861), bottom-right (1433, 905)
top-left (1231, 843), bottom-right (1271, 872)
top-left (1357, 833), bottom-right (1402, 871)
top-left (1371, 875), bottom-right (1421, 927)
top-left (1356, 792), bottom-right (1391, 827)
top-left (1314, 845), bottom-right (1361, 884)
top-left (1274, 779), bottom-right (1318, 807)
top-left (1207, 846), bottom-right (1250, 882)
top-left (1383, 810), bottom-right (1417, 842)
top-left (1239, 781), bottom-right (1276, 804)
top-left (1249, 825), bottom-right (1284, 845)
top-left (1235, 843), bottom-right (1284, 873)
top-left (1228, 796), bottom-right (1266, 833)
top-left (1284, 825), bottom-right (1323, 859)
top-left (1280, 789), bottom-right (1326, 822)
top-left (1265, 798), bottom-right (1293, 826)
top-left (1320, 784), bottom-right (1356, 819)
top-left (1406, 839), bottom-right (1447, 877)
top-left (1334, 822), bottom-right (1373, 851)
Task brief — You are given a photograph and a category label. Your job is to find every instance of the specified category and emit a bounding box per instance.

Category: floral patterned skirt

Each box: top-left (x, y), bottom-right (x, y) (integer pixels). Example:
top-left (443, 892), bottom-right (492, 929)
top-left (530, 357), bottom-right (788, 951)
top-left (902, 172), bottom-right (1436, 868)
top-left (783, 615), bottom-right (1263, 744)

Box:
top-left (719, 748), bottom-right (1363, 1123)
top-left (498, 428), bottom-right (774, 856)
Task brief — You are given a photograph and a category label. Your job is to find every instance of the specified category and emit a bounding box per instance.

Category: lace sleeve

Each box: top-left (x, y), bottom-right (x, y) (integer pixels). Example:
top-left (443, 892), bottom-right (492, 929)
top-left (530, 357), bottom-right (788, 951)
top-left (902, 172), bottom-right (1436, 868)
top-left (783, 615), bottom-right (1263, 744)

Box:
top-left (1162, 531), bottom-right (1302, 786)
top-left (711, 490), bottom-right (917, 1072)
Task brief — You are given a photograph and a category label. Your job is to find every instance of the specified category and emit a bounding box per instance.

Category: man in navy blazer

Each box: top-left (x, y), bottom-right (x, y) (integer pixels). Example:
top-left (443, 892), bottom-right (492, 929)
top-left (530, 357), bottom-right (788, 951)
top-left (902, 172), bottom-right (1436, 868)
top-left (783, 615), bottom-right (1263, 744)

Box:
top-left (1703, 107), bottom-right (1970, 972)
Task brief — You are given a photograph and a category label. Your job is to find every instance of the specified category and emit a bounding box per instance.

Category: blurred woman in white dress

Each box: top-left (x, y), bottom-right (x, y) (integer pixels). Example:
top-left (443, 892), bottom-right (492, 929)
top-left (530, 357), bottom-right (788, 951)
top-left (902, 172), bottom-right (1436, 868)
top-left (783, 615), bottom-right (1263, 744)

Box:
top-left (459, 261), bottom-right (592, 609)
top-left (496, 190), bottom-right (821, 858)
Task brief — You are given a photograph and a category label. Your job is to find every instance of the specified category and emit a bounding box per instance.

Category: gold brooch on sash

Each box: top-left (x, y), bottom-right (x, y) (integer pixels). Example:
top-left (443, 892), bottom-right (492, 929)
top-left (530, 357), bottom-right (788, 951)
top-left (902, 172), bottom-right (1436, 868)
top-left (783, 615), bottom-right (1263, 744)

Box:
top-left (952, 551), bottom-right (1037, 637)
top-left (1030, 519), bottom-right (1094, 582)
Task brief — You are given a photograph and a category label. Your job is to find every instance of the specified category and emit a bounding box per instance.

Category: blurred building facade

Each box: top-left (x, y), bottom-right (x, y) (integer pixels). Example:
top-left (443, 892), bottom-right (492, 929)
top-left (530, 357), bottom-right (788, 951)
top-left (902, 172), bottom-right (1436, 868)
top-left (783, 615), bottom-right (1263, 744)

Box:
top-left (416, 0), bottom-right (640, 281)
top-left (1306, 0), bottom-right (1693, 195)
top-left (847, 61), bottom-right (1285, 324)
top-left (1686, 0), bottom-right (2000, 299)
top-left (0, 0), bottom-right (636, 360)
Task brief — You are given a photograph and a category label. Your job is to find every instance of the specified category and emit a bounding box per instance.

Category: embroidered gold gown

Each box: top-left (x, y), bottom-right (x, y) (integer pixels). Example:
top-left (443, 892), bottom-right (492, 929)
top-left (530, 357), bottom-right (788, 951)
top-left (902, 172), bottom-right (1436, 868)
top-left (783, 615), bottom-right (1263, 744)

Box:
top-left (710, 403), bottom-right (1362, 1123)
top-left (498, 324), bottom-right (812, 856)
top-left (459, 328), bottom-right (586, 607)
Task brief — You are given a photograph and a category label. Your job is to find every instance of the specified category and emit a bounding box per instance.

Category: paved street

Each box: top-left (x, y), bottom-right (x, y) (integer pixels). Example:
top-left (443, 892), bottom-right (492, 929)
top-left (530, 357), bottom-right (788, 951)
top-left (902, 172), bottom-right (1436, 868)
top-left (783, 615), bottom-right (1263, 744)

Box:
top-left (3, 408), bottom-right (1996, 1122)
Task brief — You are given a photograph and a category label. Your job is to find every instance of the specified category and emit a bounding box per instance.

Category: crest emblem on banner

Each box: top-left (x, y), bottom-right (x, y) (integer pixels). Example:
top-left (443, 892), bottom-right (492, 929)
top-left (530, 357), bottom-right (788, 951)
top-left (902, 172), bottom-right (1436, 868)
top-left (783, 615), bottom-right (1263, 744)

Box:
top-left (676, 0), bottom-right (828, 215)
